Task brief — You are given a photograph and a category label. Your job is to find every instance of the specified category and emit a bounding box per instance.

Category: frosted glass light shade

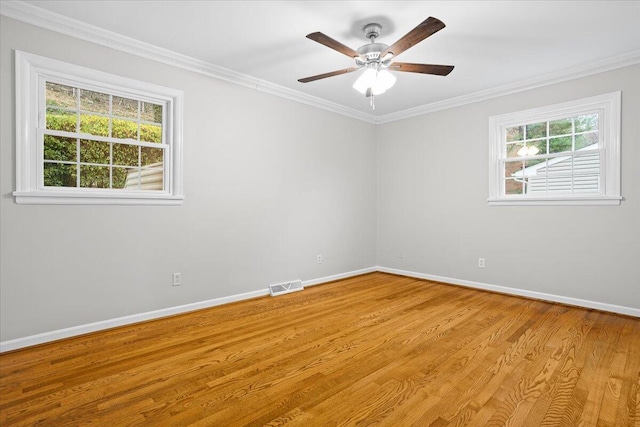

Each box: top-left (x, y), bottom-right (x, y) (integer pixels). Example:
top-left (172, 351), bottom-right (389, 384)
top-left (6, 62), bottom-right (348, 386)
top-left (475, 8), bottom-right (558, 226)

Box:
top-left (353, 68), bottom-right (396, 95)
top-left (353, 68), bottom-right (377, 94)
top-left (376, 69), bottom-right (396, 92)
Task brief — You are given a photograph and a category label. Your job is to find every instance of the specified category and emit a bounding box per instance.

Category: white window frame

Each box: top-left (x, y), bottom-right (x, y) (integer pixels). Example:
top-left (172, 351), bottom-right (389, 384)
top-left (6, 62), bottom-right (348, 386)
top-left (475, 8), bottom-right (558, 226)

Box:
top-left (14, 50), bottom-right (184, 205)
top-left (488, 91), bottom-right (621, 206)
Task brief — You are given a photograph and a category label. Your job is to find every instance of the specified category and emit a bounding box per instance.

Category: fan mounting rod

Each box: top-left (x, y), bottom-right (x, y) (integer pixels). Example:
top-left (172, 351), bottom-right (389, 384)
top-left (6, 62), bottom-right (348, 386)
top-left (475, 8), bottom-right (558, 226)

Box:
top-left (357, 23), bottom-right (390, 63)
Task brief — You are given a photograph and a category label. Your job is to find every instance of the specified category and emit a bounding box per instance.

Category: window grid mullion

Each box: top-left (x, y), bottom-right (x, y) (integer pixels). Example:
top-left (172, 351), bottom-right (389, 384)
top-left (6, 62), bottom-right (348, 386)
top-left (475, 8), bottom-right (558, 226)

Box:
top-left (545, 120), bottom-right (550, 193)
top-left (109, 143), bottom-right (113, 189)
top-left (572, 117), bottom-right (576, 193)
top-left (75, 89), bottom-right (81, 188)
top-left (41, 128), bottom-right (168, 148)
top-left (138, 146), bottom-right (142, 190)
top-left (108, 94), bottom-right (113, 139)
top-left (137, 101), bottom-right (141, 143)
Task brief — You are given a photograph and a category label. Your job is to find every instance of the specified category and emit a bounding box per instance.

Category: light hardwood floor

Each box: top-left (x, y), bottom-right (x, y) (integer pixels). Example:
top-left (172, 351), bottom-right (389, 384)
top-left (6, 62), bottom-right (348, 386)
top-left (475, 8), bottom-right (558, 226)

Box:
top-left (1, 272), bottom-right (638, 426)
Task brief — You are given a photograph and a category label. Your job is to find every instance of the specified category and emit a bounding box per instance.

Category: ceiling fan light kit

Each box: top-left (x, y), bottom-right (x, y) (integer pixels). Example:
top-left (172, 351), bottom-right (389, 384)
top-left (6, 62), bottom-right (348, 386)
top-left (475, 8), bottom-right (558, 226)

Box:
top-left (352, 67), bottom-right (396, 95)
top-left (298, 17), bottom-right (455, 110)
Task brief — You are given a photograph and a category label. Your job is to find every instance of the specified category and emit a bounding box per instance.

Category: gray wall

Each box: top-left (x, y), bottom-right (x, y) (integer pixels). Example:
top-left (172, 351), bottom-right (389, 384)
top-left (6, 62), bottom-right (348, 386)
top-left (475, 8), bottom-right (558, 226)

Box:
top-left (377, 64), bottom-right (640, 309)
top-left (2, 15), bottom-right (638, 344)
top-left (0, 17), bottom-right (377, 341)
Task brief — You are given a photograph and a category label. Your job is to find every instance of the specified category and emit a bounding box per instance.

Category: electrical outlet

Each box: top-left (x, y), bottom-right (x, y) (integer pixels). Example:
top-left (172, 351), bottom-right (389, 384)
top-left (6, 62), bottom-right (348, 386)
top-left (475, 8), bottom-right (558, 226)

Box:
top-left (398, 249), bottom-right (404, 259)
top-left (172, 272), bottom-right (181, 286)
top-left (478, 258), bottom-right (485, 268)
top-left (317, 254), bottom-right (322, 264)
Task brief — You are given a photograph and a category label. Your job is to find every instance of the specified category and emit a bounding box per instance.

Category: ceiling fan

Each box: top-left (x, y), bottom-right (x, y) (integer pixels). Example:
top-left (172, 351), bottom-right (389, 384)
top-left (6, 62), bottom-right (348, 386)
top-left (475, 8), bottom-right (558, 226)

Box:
top-left (298, 17), bottom-right (454, 109)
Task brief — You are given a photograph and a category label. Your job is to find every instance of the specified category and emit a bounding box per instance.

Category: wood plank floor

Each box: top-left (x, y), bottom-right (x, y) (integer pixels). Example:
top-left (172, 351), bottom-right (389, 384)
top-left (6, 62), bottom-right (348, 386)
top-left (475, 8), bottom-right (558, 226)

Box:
top-left (1, 272), bottom-right (638, 426)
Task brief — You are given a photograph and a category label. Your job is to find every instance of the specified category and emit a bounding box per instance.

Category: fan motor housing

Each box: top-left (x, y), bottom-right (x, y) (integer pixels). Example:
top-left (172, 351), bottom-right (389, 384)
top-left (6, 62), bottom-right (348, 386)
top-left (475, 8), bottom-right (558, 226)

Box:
top-left (357, 42), bottom-right (389, 61)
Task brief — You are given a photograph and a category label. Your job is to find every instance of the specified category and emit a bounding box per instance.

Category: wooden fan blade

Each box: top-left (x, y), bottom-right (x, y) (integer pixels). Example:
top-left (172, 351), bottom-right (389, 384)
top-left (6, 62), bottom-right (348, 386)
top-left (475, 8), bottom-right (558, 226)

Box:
top-left (380, 17), bottom-right (446, 59)
top-left (298, 67), bottom-right (359, 83)
top-left (306, 32), bottom-right (361, 59)
top-left (389, 62), bottom-right (454, 76)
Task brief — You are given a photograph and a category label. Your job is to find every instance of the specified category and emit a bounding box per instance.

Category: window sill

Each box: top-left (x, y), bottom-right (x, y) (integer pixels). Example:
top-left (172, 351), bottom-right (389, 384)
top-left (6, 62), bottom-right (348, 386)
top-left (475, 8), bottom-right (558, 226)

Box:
top-left (487, 196), bottom-right (622, 206)
top-left (13, 190), bottom-right (184, 205)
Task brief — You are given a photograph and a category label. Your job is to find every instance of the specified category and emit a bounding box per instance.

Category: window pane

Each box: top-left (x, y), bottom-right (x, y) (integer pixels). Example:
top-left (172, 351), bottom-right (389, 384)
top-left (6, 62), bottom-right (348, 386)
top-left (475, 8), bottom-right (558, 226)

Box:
top-left (113, 118), bottom-right (139, 140)
top-left (505, 160), bottom-right (544, 185)
top-left (141, 102), bottom-right (162, 123)
top-left (573, 151), bottom-right (600, 178)
top-left (79, 114), bottom-right (110, 137)
top-left (123, 168), bottom-right (140, 190)
top-left (80, 89), bottom-right (109, 114)
top-left (549, 136), bottom-right (572, 154)
top-left (505, 160), bottom-right (525, 179)
top-left (80, 165), bottom-right (110, 188)
top-left (575, 131), bottom-right (598, 150)
top-left (113, 143), bottom-right (139, 167)
top-left (549, 118), bottom-right (572, 136)
top-left (526, 122), bottom-right (546, 139)
top-left (547, 172), bottom-right (572, 192)
top-left (574, 173), bottom-right (600, 193)
top-left (140, 123), bottom-right (162, 143)
top-left (44, 135), bottom-right (76, 162)
top-left (44, 163), bottom-right (77, 187)
top-left (46, 82), bottom-right (76, 109)
top-left (46, 109), bottom-right (76, 132)
top-left (507, 141), bottom-right (546, 158)
top-left (141, 146), bottom-right (163, 167)
top-left (112, 166), bottom-right (136, 189)
top-left (112, 96), bottom-right (139, 119)
top-left (524, 158), bottom-right (544, 169)
top-left (526, 160), bottom-right (548, 194)
top-left (506, 126), bottom-right (523, 142)
top-left (575, 113), bottom-right (598, 132)
top-left (529, 140), bottom-right (547, 156)
top-left (80, 140), bottom-right (110, 164)
top-left (505, 178), bottom-right (523, 195)
top-left (139, 167), bottom-right (164, 190)
top-left (506, 142), bottom-right (524, 158)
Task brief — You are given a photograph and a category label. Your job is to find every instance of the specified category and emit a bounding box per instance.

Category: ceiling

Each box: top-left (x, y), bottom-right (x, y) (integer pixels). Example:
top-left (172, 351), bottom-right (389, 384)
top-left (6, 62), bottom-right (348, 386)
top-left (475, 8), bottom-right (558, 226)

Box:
top-left (11, 1), bottom-right (640, 119)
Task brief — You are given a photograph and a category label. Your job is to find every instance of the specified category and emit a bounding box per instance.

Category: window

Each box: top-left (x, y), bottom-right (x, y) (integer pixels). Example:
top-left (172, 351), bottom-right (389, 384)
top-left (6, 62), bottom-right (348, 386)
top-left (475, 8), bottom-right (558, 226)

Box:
top-left (488, 92), bottom-right (621, 206)
top-left (14, 51), bottom-right (183, 205)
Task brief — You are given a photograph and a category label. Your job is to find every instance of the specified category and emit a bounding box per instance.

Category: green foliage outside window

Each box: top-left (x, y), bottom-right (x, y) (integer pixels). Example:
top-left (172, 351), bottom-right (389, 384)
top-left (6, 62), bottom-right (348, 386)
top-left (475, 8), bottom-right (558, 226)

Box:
top-left (44, 113), bottom-right (163, 188)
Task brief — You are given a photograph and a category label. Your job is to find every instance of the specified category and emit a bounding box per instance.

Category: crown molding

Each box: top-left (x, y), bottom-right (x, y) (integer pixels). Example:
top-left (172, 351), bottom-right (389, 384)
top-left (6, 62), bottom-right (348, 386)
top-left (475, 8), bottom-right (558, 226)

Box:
top-left (2, 0), bottom-right (638, 126)
top-left (375, 49), bottom-right (640, 124)
top-left (0, 0), bottom-right (376, 124)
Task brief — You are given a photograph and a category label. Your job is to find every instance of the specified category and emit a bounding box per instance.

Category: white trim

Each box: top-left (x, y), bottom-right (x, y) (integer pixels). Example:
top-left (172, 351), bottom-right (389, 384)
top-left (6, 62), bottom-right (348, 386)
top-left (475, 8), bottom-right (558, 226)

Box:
top-left (303, 266), bottom-right (377, 287)
top-left (2, 1), bottom-right (639, 125)
top-left (486, 195), bottom-right (622, 206)
top-left (14, 50), bottom-right (184, 205)
top-left (0, 267), bottom-right (376, 353)
top-left (12, 191), bottom-right (185, 205)
top-left (376, 50), bottom-right (640, 124)
top-left (2, 264), bottom-right (636, 352)
top-left (0, 288), bottom-right (269, 353)
top-left (0, 0), bottom-right (375, 124)
top-left (487, 91), bottom-right (621, 205)
top-left (377, 266), bottom-right (640, 318)
top-left (254, 80), bottom-right (375, 124)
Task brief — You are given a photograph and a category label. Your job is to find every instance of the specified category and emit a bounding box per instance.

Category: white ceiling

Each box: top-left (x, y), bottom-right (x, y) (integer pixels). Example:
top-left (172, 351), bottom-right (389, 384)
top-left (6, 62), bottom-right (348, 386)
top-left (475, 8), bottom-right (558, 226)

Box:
top-left (12, 1), bottom-right (640, 118)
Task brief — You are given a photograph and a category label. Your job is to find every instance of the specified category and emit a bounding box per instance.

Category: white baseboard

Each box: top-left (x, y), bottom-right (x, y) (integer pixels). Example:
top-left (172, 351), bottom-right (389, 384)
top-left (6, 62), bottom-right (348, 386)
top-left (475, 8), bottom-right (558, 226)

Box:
top-left (3, 265), bottom-right (636, 352)
top-left (377, 266), bottom-right (640, 318)
top-left (303, 267), bottom-right (377, 287)
top-left (0, 267), bottom-right (377, 353)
